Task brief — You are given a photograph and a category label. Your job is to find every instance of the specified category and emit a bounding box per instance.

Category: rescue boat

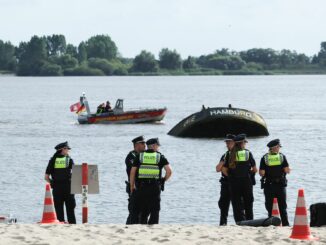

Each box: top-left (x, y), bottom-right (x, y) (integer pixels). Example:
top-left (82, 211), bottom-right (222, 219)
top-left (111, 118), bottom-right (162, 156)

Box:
top-left (168, 105), bottom-right (269, 138)
top-left (76, 93), bottom-right (167, 124)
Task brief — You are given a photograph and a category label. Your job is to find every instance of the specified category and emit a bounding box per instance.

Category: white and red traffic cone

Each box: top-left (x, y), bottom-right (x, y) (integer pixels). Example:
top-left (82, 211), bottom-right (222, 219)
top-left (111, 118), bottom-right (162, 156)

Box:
top-left (290, 189), bottom-right (318, 240)
top-left (38, 183), bottom-right (64, 224)
top-left (271, 198), bottom-right (282, 226)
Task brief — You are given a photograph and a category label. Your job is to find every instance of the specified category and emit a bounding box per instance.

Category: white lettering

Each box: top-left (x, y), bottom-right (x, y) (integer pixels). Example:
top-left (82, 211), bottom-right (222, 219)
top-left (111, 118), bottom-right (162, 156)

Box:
top-left (209, 109), bottom-right (252, 118)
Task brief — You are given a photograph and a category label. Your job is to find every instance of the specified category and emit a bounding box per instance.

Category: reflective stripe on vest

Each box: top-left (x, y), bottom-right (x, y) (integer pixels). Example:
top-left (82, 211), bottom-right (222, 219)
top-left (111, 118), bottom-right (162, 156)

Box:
top-left (236, 150), bottom-right (249, 162)
top-left (265, 153), bottom-right (283, 166)
top-left (54, 156), bottom-right (69, 169)
top-left (138, 152), bottom-right (160, 179)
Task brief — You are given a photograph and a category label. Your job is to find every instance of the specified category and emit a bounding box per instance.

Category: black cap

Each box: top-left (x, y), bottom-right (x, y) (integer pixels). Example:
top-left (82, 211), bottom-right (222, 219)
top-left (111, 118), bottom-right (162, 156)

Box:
top-left (224, 134), bottom-right (235, 141)
top-left (267, 139), bottom-right (281, 148)
top-left (146, 138), bottom-right (160, 146)
top-left (132, 136), bottom-right (145, 144)
top-left (55, 141), bottom-right (71, 151)
top-left (234, 134), bottom-right (248, 143)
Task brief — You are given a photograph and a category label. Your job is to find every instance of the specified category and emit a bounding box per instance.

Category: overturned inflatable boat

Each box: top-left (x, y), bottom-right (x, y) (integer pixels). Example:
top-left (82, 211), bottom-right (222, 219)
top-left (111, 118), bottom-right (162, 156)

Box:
top-left (168, 105), bottom-right (269, 138)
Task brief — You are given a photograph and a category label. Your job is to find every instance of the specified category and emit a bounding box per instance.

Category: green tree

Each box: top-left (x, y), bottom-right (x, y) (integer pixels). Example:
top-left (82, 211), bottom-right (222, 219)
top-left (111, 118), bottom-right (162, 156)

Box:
top-left (278, 49), bottom-right (296, 67)
top-left (159, 48), bottom-right (182, 70)
top-left (132, 50), bottom-right (158, 72)
top-left (39, 63), bottom-right (63, 76)
top-left (88, 57), bottom-right (114, 75)
top-left (207, 56), bottom-right (228, 70)
top-left (240, 48), bottom-right (277, 66)
top-left (46, 34), bottom-right (66, 56)
top-left (215, 48), bottom-right (231, 56)
top-left (64, 65), bottom-right (104, 76)
top-left (183, 56), bottom-right (198, 69)
top-left (66, 44), bottom-right (78, 58)
top-left (207, 55), bottom-right (245, 70)
top-left (0, 40), bottom-right (17, 71)
top-left (85, 35), bottom-right (117, 60)
top-left (78, 42), bottom-right (87, 62)
top-left (317, 41), bottom-right (326, 66)
top-left (17, 35), bottom-right (48, 75)
top-left (49, 54), bottom-right (78, 70)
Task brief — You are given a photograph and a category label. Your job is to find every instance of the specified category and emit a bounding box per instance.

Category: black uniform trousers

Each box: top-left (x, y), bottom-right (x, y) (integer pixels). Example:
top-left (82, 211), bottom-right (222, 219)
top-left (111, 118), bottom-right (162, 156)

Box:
top-left (218, 180), bottom-right (231, 225)
top-left (137, 181), bottom-right (161, 224)
top-left (52, 183), bottom-right (76, 224)
top-left (126, 190), bottom-right (140, 224)
top-left (264, 183), bottom-right (289, 226)
top-left (229, 177), bottom-right (254, 222)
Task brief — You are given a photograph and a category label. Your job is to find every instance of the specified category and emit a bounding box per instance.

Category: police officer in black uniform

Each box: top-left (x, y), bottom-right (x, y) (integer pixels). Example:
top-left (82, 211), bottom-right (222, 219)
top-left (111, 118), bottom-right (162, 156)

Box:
top-left (259, 139), bottom-right (290, 226)
top-left (125, 136), bottom-right (146, 224)
top-left (222, 134), bottom-right (257, 222)
top-left (44, 141), bottom-right (76, 224)
top-left (216, 134), bottom-right (235, 225)
top-left (129, 138), bottom-right (172, 224)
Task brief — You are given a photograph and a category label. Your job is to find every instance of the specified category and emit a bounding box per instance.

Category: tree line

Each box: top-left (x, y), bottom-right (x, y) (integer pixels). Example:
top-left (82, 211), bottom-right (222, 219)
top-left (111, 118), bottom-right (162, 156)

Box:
top-left (0, 34), bottom-right (326, 76)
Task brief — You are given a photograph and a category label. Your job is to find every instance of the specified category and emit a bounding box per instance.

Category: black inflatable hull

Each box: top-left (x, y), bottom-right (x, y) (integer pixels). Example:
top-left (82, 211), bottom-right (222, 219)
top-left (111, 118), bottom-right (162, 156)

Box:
top-left (168, 107), bottom-right (269, 138)
top-left (237, 217), bottom-right (281, 227)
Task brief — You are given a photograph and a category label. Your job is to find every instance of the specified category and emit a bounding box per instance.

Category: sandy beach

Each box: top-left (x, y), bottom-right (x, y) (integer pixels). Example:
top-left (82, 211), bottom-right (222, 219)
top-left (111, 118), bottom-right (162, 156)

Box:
top-left (0, 224), bottom-right (325, 245)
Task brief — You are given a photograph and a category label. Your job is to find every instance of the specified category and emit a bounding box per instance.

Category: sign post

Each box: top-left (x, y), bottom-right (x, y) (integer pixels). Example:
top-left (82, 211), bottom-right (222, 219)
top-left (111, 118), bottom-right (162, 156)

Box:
top-left (71, 163), bottom-right (99, 224)
top-left (82, 163), bottom-right (88, 224)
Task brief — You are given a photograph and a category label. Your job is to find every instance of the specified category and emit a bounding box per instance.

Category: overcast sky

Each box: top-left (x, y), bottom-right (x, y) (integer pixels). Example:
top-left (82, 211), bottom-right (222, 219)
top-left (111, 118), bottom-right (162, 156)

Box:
top-left (1, 0), bottom-right (325, 58)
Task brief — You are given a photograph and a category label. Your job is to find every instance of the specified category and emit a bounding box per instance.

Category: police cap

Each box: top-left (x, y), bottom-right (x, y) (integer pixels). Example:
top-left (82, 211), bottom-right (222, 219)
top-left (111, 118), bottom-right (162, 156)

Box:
top-left (54, 141), bottom-right (71, 151)
top-left (233, 133), bottom-right (248, 143)
top-left (132, 136), bottom-right (145, 144)
top-left (146, 138), bottom-right (160, 146)
top-left (267, 139), bottom-right (281, 148)
top-left (224, 134), bottom-right (235, 141)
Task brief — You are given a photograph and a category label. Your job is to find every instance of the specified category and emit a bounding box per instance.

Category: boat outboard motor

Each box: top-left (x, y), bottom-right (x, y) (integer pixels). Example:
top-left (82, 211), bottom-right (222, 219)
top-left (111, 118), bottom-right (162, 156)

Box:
top-left (80, 92), bottom-right (91, 115)
top-left (236, 217), bottom-right (281, 227)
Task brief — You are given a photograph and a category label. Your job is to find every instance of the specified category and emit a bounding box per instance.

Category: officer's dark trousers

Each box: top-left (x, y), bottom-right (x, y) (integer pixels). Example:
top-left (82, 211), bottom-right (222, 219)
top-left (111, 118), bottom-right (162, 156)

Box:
top-left (137, 182), bottom-right (161, 225)
top-left (53, 183), bottom-right (76, 224)
top-left (218, 181), bottom-right (231, 225)
top-left (126, 190), bottom-right (140, 224)
top-left (264, 183), bottom-right (289, 226)
top-left (229, 177), bottom-right (254, 222)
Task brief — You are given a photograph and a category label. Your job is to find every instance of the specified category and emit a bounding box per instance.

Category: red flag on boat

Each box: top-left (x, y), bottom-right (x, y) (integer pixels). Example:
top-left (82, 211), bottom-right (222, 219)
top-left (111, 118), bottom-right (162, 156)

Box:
top-left (76, 104), bottom-right (86, 114)
top-left (70, 102), bottom-right (82, 112)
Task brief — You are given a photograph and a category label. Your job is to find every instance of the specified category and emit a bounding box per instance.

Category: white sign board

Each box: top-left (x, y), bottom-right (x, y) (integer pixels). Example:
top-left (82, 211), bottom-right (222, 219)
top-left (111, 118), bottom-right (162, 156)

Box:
top-left (71, 165), bottom-right (100, 194)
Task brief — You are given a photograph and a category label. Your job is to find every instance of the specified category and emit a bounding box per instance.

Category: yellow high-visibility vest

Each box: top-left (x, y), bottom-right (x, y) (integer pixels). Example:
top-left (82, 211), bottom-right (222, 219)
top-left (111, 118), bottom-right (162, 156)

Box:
top-left (54, 156), bottom-right (69, 169)
top-left (236, 150), bottom-right (249, 162)
top-left (138, 152), bottom-right (160, 179)
top-left (265, 153), bottom-right (283, 166)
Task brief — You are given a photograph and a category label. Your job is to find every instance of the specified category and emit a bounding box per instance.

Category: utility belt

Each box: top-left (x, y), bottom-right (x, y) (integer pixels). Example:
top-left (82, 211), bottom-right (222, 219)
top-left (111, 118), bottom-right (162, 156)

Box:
top-left (52, 179), bottom-right (71, 186)
top-left (262, 177), bottom-right (287, 187)
top-left (136, 178), bottom-right (165, 191)
top-left (137, 179), bottom-right (161, 185)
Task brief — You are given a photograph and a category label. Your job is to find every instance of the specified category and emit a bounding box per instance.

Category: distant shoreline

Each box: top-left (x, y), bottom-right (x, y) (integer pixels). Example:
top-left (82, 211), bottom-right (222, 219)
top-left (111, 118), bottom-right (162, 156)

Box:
top-left (2, 69), bottom-right (326, 76)
top-left (1, 35), bottom-right (326, 77)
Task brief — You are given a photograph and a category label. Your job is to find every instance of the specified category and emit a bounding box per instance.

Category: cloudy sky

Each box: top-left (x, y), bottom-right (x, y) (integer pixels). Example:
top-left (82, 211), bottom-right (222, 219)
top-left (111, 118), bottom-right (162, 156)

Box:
top-left (0, 0), bottom-right (325, 58)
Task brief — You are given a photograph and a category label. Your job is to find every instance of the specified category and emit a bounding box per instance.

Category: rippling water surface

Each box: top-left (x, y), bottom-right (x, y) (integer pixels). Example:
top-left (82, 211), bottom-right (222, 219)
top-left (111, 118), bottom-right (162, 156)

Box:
top-left (0, 75), bottom-right (325, 224)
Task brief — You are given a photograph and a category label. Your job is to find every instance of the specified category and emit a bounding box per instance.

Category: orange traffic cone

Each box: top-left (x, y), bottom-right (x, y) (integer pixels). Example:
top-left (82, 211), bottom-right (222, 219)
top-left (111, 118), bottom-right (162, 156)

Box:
top-left (290, 189), bottom-right (318, 240)
top-left (271, 198), bottom-right (282, 226)
top-left (38, 183), bottom-right (63, 224)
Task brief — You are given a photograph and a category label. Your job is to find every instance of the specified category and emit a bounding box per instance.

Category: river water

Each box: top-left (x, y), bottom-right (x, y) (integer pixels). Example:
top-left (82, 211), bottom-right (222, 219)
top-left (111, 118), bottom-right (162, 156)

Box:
top-left (0, 75), bottom-right (325, 224)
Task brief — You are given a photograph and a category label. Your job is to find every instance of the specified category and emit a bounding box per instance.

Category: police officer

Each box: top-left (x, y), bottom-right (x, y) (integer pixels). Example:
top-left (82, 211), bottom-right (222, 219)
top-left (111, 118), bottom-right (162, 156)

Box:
top-left (129, 138), bottom-right (172, 224)
top-left (44, 141), bottom-right (76, 224)
top-left (216, 134), bottom-right (235, 225)
top-left (259, 139), bottom-right (290, 226)
top-left (125, 136), bottom-right (146, 224)
top-left (222, 134), bottom-right (257, 222)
